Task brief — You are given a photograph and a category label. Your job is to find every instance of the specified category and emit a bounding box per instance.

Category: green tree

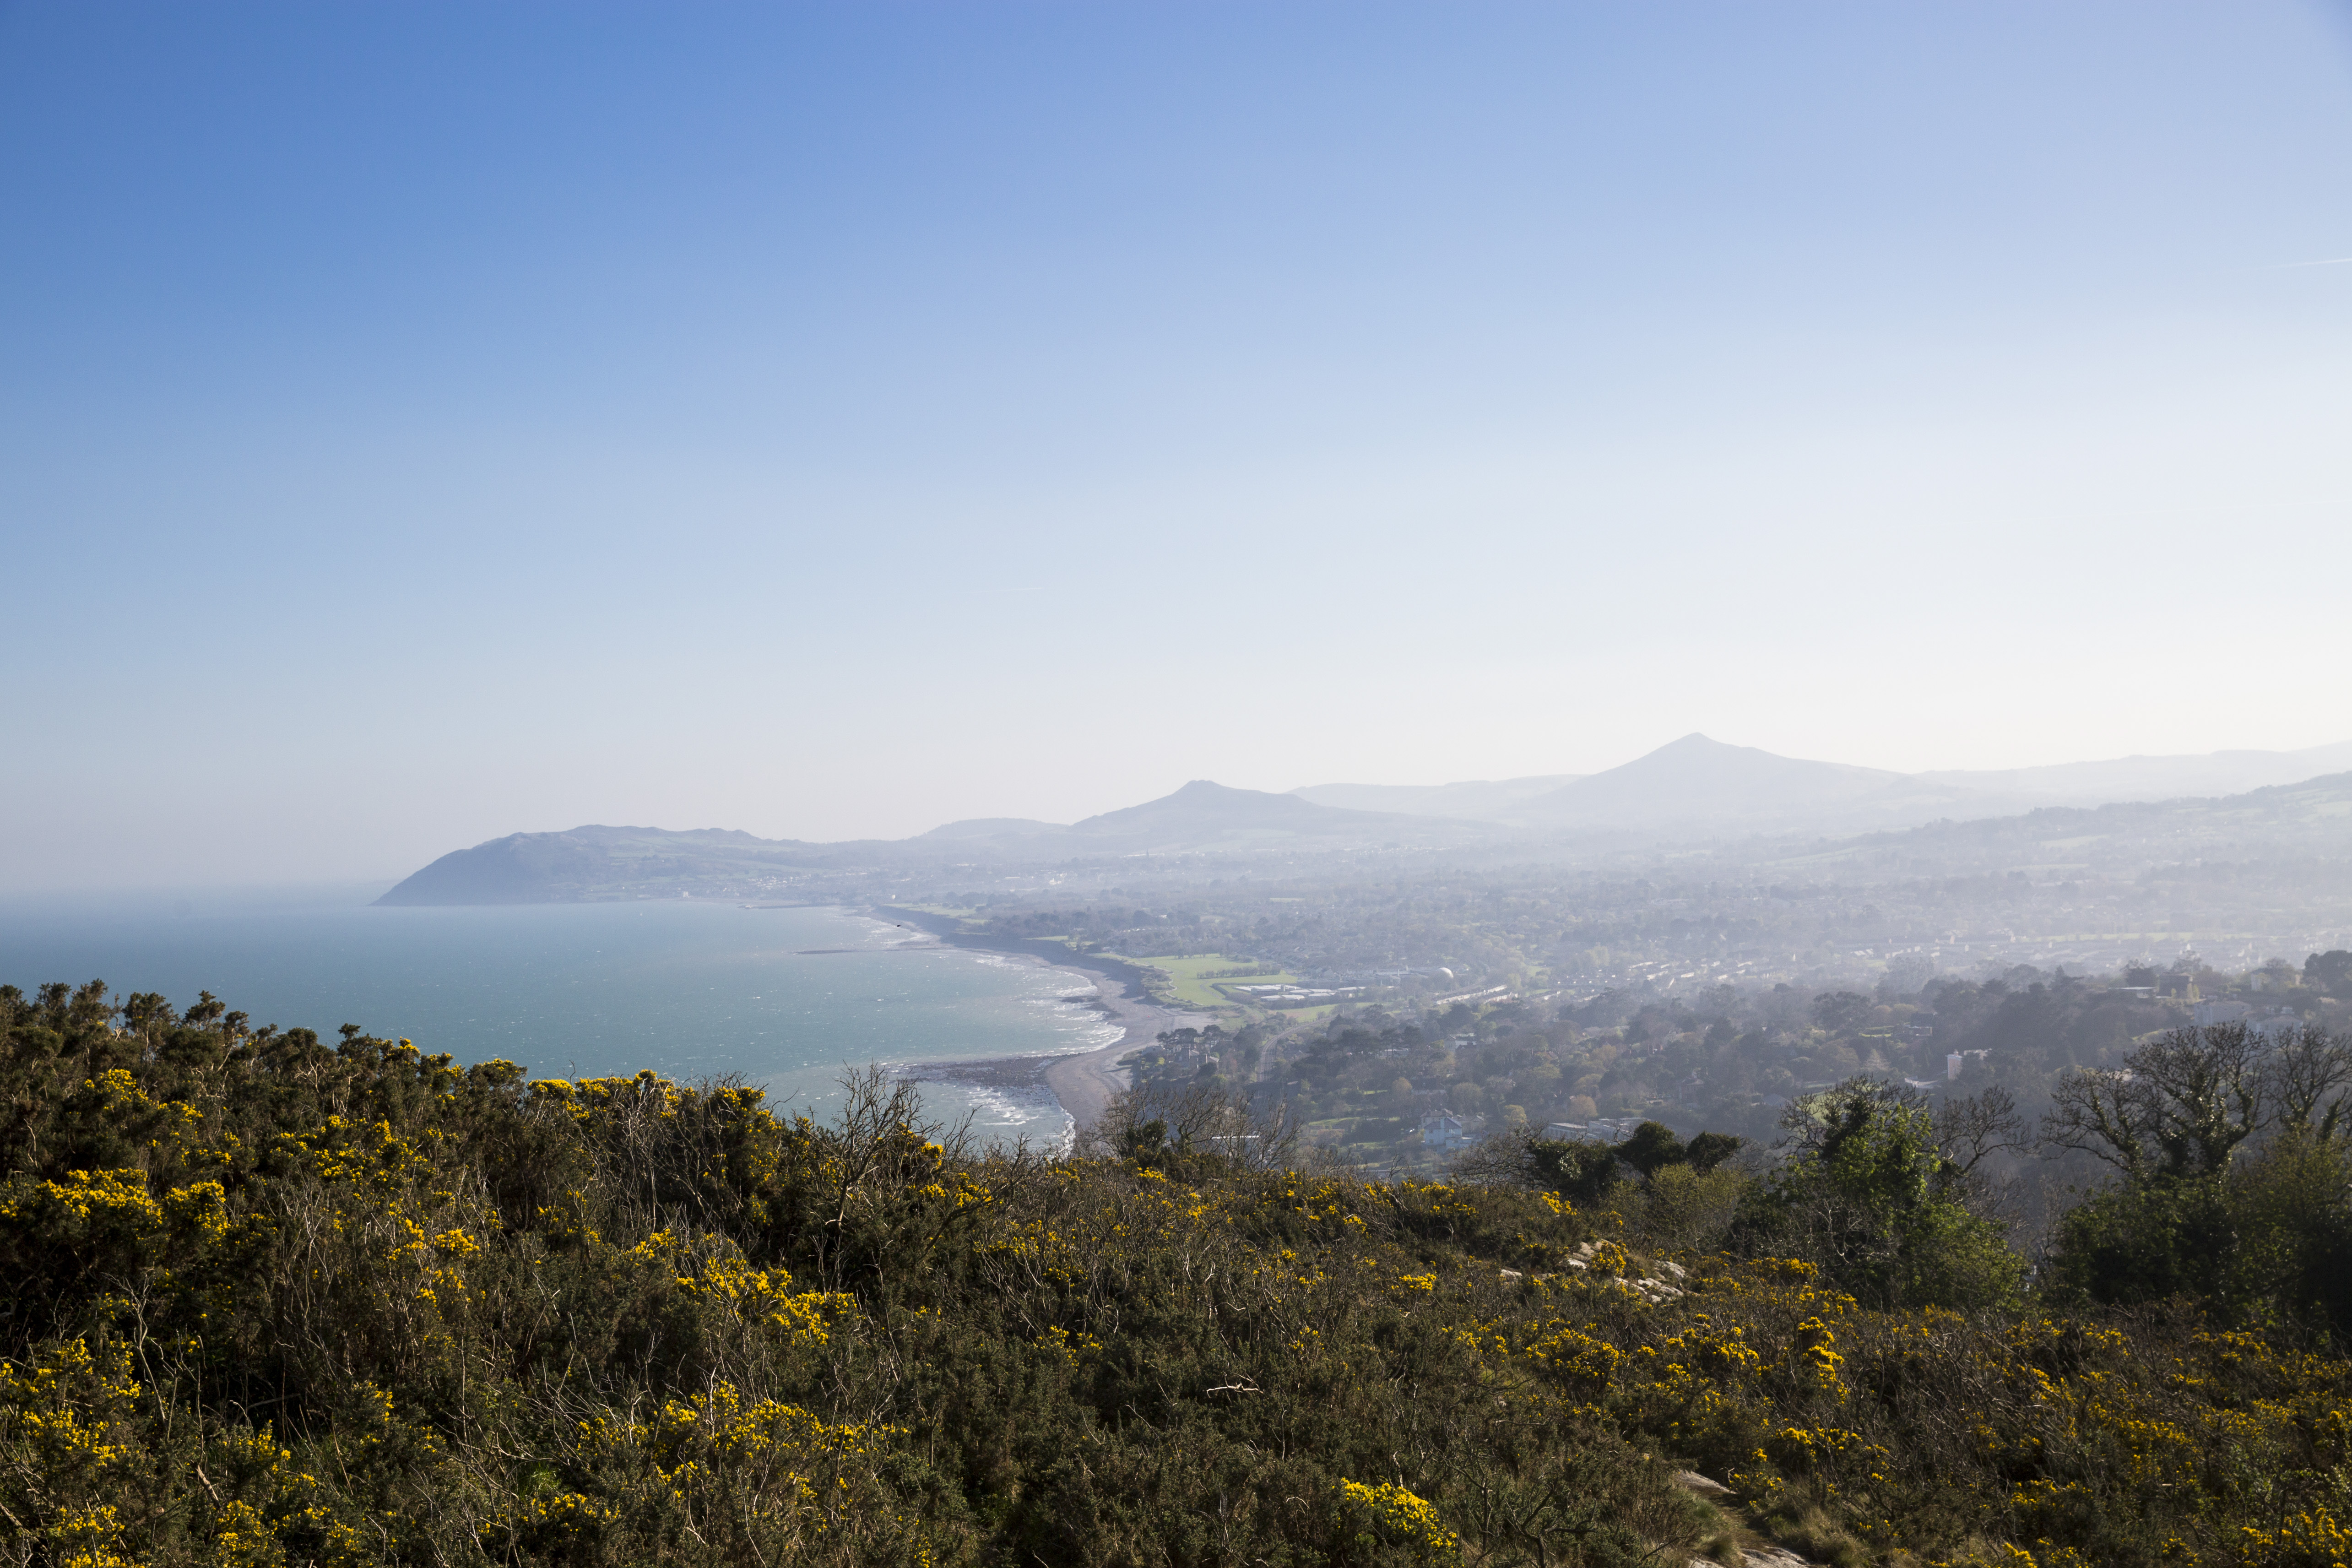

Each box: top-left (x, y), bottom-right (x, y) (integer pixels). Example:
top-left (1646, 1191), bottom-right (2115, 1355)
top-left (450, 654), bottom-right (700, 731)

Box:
top-left (1733, 1080), bottom-right (2023, 1311)
top-left (1611, 1121), bottom-right (1686, 1180)
top-left (2304, 949), bottom-right (2352, 996)
top-left (1811, 991), bottom-right (1873, 1037)
top-left (2042, 1026), bottom-right (2352, 1333)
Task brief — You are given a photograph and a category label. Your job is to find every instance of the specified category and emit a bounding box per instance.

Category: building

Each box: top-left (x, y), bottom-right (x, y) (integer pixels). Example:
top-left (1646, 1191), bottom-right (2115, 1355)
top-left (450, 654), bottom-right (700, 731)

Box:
top-left (1419, 1111), bottom-right (1471, 1152)
top-left (1543, 1117), bottom-right (1639, 1143)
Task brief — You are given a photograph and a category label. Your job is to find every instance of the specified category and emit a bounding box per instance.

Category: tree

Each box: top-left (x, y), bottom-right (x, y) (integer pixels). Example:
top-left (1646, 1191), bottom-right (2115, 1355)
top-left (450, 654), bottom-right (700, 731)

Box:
top-left (2305, 950), bottom-right (2352, 996)
top-left (1523, 1137), bottom-right (1624, 1205)
top-left (1732, 1079), bottom-right (2022, 1311)
top-left (1935, 1084), bottom-right (2028, 1176)
top-left (2223, 1127), bottom-right (2352, 1339)
top-left (1932, 1083), bottom-right (2029, 1215)
top-left (2042, 1025), bottom-right (2264, 1182)
top-left (2042, 1174), bottom-right (2238, 1312)
top-left (1812, 991), bottom-right (1872, 1037)
top-left (1611, 1121), bottom-right (1686, 1180)
top-left (1881, 953), bottom-right (1938, 997)
top-left (1684, 1130), bottom-right (1743, 1173)
top-left (2267, 1025), bottom-right (2352, 1142)
top-left (2043, 1024), bottom-right (2352, 1329)
top-left (1461, 1118), bottom-right (1744, 1210)
top-left (1084, 1079), bottom-right (1300, 1173)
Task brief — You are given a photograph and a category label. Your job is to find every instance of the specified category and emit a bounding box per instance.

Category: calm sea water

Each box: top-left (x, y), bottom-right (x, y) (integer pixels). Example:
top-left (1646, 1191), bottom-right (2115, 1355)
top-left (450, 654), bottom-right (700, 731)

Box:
top-left (0, 891), bottom-right (1115, 1140)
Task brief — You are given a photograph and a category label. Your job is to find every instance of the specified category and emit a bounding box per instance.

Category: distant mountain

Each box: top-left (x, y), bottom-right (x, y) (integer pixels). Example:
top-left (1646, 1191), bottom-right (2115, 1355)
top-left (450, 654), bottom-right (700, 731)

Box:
top-left (1918, 740), bottom-right (2352, 808)
top-left (930, 781), bottom-right (1458, 855)
top-left (1824, 769), bottom-right (2352, 877)
top-left (919, 781), bottom-right (1447, 852)
top-left (917, 817), bottom-right (1066, 841)
top-left (375, 825), bottom-right (814, 906)
top-left (1068, 780), bottom-right (1396, 842)
top-left (376, 782), bottom-right (1464, 905)
top-left (1296, 736), bottom-right (2352, 838)
top-left (1291, 775), bottom-right (1582, 820)
top-left (378, 743), bottom-right (2352, 905)
top-left (1513, 733), bottom-right (1972, 831)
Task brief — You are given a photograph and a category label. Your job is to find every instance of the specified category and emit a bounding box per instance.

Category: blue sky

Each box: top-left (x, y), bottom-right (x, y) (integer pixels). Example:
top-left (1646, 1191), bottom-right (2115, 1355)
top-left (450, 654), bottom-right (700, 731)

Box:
top-left (5, 1), bottom-right (2351, 886)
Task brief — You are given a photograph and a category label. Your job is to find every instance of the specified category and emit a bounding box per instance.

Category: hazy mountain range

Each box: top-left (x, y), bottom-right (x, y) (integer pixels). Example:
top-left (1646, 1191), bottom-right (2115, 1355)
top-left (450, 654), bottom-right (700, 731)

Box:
top-left (1295, 733), bottom-right (2352, 829)
top-left (377, 735), bottom-right (2352, 905)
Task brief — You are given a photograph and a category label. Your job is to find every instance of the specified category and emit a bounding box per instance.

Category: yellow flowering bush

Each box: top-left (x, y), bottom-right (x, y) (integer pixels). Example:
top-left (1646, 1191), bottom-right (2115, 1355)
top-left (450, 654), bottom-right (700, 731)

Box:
top-left (1, 979), bottom-right (2348, 1566)
top-left (1339, 1479), bottom-right (1460, 1563)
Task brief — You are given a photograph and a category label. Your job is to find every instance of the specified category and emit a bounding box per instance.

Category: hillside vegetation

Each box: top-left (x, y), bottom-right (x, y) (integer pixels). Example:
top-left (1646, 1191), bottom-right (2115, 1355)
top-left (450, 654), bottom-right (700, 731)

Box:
top-left (4, 980), bottom-right (2351, 1567)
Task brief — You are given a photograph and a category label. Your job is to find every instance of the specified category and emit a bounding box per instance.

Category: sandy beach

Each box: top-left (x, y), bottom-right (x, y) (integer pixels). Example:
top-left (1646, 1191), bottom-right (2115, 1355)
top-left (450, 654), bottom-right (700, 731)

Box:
top-left (1040, 963), bottom-right (1213, 1134)
top-left (874, 915), bottom-right (1212, 1142)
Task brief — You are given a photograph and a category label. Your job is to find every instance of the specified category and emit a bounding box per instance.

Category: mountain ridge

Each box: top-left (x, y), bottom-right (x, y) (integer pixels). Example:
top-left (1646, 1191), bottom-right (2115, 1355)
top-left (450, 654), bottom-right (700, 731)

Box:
top-left (1292, 775), bottom-right (1582, 817)
top-left (1293, 735), bottom-right (2352, 826)
top-left (374, 739), bottom-right (2352, 905)
top-left (1516, 732), bottom-right (1911, 828)
top-left (374, 781), bottom-right (1458, 905)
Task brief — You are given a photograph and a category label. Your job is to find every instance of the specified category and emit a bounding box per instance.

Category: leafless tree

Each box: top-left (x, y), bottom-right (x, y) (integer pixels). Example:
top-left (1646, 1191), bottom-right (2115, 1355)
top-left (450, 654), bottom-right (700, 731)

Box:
top-left (2043, 1024), bottom-right (2265, 1180)
top-left (1936, 1085), bottom-right (2030, 1176)
top-left (1447, 1128), bottom-right (1550, 1189)
top-left (2265, 1025), bottom-right (2352, 1142)
top-left (2043, 1067), bottom-right (2158, 1179)
top-left (1078, 1079), bottom-right (1305, 1172)
top-left (1934, 1084), bottom-right (2032, 1218)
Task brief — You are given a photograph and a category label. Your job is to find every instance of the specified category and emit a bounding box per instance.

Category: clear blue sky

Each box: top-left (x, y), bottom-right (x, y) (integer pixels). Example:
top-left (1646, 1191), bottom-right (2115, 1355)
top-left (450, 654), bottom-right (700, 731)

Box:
top-left (5, 1), bottom-right (2351, 887)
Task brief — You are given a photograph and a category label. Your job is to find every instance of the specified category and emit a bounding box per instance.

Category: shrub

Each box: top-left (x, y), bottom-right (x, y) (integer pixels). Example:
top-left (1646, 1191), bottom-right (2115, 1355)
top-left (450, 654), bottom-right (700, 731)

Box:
top-left (0, 982), bottom-right (2345, 1566)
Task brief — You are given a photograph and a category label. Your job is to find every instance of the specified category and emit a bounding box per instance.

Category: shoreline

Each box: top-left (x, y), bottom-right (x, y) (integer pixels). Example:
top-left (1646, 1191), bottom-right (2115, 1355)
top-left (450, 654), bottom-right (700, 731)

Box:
top-left (872, 907), bottom-right (1213, 1141)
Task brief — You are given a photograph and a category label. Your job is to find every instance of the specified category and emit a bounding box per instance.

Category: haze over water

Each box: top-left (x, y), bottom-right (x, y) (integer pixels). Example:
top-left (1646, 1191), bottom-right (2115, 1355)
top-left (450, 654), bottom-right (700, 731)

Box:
top-left (0, 897), bottom-right (1114, 1139)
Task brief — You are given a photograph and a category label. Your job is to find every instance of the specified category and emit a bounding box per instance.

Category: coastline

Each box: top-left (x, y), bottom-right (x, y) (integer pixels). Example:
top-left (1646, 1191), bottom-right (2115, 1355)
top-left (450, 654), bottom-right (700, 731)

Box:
top-left (873, 907), bottom-right (1213, 1141)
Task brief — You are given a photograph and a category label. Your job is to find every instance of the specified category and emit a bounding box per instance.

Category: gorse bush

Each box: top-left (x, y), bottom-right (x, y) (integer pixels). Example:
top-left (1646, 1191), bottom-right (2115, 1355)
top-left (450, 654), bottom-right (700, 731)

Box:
top-left (2, 982), bottom-right (2350, 1567)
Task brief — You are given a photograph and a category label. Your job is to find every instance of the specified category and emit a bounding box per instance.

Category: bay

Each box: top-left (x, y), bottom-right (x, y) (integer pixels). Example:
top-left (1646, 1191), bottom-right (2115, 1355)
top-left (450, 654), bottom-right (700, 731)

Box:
top-left (0, 890), bottom-right (1114, 1141)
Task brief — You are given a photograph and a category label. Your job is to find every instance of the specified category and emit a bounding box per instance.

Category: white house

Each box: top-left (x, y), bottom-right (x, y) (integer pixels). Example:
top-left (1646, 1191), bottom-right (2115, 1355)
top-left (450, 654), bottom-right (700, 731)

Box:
top-left (1419, 1110), bottom-right (1471, 1151)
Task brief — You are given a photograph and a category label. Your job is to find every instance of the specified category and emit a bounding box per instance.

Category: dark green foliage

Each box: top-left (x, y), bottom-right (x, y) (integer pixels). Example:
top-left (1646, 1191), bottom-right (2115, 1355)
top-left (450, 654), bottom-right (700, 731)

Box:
top-left (2040, 1023), bottom-right (2352, 1339)
top-left (1810, 991), bottom-right (1873, 1036)
top-left (2043, 1175), bottom-right (2239, 1309)
top-left (2307, 949), bottom-right (2352, 995)
top-left (0, 980), bottom-right (1744, 1566)
top-left (1683, 1130), bottom-right (1742, 1173)
top-left (1528, 1137), bottom-right (1624, 1205)
top-left (1730, 1079), bottom-right (2023, 1311)
top-left (2044, 1132), bottom-right (2352, 1337)
top-left (1517, 1122), bottom-right (1743, 1209)
top-left (5, 980), bottom-right (2349, 1568)
top-left (1609, 1121), bottom-right (1686, 1180)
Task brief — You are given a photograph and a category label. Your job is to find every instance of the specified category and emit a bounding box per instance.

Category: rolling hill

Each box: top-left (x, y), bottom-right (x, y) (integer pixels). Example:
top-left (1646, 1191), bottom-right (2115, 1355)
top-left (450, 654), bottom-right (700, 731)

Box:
top-left (1291, 775), bottom-right (1582, 819)
top-left (1506, 733), bottom-right (1992, 833)
top-left (1918, 739), bottom-right (2352, 807)
top-left (375, 749), bottom-right (2352, 906)
top-left (1297, 735), bottom-right (2352, 836)
top-left (374, 783), bottom-right (1463, 905)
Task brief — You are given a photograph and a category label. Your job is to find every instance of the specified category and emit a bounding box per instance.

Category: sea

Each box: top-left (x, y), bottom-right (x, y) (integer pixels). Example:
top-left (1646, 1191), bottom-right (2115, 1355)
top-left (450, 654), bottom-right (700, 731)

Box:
top-left (0, 890), bottom-right (1118, 1143)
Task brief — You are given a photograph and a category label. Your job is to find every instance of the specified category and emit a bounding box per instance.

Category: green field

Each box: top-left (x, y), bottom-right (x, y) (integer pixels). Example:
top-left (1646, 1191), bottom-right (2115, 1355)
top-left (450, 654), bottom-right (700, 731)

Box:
top-left (1131, 953), bottom-right (1303, 1010)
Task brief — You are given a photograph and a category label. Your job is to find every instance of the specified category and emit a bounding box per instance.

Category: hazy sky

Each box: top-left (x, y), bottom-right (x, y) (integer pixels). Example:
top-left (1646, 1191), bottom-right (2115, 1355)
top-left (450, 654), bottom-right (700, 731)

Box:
top-left (5, 2), bottom-right (2351, 888)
